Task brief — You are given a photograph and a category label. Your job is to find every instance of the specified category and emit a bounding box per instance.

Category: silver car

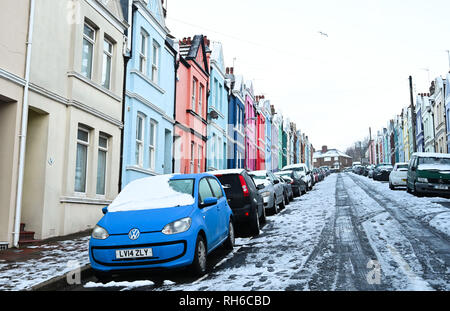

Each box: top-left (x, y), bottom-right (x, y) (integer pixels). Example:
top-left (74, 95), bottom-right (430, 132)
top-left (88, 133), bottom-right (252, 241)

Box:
top-left (249, 170), bottom-right (285, 215)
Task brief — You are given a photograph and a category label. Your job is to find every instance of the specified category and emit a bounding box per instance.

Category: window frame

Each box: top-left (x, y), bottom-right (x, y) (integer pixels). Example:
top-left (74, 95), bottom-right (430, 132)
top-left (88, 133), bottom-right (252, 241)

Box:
top-left (101, 37), bottom-right (113, 89)
top-left (96, 133), bottom-right (109, 196)
top-left (81, 22), bottom-right (96, 79)
top-left (151, 40), bottom-right (160, 84)
top-left (75, 126), bottom-right (90, 194)
top-left (136, 114), bottom-right (145, 167)
top-left (149, 120), bottom-right (157, 170)
top-left (139, 30), bottom-right (148, 75)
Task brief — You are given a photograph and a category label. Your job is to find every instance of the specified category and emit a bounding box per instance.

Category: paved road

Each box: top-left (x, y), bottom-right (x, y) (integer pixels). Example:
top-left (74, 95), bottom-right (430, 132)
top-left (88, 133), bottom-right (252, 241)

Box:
top-left (67, 173), bottom-right (450, 291)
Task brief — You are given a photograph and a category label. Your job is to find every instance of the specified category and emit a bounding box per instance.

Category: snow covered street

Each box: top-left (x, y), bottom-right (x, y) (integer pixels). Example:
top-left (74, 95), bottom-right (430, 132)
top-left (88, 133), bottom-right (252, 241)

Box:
top-left (75, 173), bottom-right (450, 291)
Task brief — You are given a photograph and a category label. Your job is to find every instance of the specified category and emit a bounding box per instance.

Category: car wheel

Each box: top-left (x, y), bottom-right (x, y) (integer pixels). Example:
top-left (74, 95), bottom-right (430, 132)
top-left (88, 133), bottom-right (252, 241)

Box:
top-left (389, 182), bottom-right (394, 190)
top-left (279, 196), bottom-right (286, 210)
top-left (94, 271), bottom-right (113, 284)
top-left (250, 210), bottom-right (260, 236)
top-left (223, 220), bottom-right (235, 250)
top-left (284, 193), bottom-right (289, 205)
top-left (191, 235), bottom-right (207, 276)
top-left (259, 205), bottom-right (267, 225)
top-left (272, 196), bottom-right (279, 214)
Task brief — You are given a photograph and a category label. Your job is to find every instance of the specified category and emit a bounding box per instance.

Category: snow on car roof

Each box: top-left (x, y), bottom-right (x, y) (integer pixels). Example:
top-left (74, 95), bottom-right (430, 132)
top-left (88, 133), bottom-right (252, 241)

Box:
top-left (210, 168), bottom-right (246, 175)
top-left (413, 152), bottom-right (450, 159)
top-left (248, 170), bottom-right (268, 176)
top-left (282, 163), bottom-right (306, 170)
top-left (108, 174), bottom-right (195, 212)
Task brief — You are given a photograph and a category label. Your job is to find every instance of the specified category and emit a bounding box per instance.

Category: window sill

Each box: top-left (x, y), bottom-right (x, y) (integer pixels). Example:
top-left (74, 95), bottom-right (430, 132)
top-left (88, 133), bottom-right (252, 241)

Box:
top-left (130, 70), bottom-right (165, 94)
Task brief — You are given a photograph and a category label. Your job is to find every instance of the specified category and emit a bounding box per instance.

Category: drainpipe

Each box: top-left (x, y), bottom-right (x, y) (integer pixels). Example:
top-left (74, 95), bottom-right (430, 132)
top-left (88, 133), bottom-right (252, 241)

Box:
top-left (13, 0), bottom-right (36, 248)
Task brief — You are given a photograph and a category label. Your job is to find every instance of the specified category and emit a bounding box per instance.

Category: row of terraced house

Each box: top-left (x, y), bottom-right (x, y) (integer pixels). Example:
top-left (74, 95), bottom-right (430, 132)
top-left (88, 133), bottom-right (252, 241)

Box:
top-left (0, 0), bottom-right (314, 248)
top-left (367, 73), bottom-right (450, 165)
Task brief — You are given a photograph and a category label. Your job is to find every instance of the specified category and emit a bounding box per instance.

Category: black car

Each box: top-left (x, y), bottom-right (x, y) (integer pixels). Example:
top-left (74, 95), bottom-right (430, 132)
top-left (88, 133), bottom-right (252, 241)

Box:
top-left (212, 169), bottom-right (265, 236)
top-left (275, 170), bottom-right (306, 197)
top-left (372, 164), bottom-right (394, 181)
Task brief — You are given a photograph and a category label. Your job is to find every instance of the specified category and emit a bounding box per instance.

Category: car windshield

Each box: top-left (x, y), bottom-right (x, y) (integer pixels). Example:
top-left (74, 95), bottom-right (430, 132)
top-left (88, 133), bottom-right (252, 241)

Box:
top-left (418, 157), bottom-right (450, 166)
top-left (168, 179), bottom-right (195, 197)
top-left (377, 165), bottom-right (393, 169)
top-left (396, 164), bottom-right (408, 170)
top-left (250, 174), bottom-right (267, 180)
top-left (276, 172), bottom-right (291, 177)
top-left (108, 175), bottom-right (195, 212)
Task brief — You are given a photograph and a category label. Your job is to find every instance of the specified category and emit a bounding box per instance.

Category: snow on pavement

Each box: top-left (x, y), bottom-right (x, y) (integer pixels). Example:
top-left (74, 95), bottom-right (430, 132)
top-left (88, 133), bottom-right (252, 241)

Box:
top-left (0, 236), bottom-right (90, 291)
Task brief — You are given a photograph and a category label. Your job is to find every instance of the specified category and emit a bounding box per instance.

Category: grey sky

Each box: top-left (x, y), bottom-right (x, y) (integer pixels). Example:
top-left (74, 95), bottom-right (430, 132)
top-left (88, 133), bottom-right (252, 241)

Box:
top-left (165, 0), bottom-right (450, 152)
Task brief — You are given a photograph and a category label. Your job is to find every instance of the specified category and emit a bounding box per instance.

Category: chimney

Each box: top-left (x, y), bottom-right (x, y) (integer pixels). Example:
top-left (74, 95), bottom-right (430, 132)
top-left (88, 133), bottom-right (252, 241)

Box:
top-left (187, 37), bottom-right (192, 44)
top-left (321, 145), bottom-right (328, 153)
top-left (230, 67), bottom-right (234, 74)
top-left (226, 67), bottom-right (230, 74)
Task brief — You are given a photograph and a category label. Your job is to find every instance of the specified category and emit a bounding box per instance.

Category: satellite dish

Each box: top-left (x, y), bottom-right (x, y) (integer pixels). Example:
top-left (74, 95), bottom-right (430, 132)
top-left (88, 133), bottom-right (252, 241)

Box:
top-left (208, 110), bottom-right (219, 120)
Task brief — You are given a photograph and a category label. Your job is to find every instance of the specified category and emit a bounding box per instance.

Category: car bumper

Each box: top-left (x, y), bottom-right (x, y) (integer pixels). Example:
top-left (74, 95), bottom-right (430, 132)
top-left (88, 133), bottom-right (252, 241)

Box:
top-left (232, 204), bottom-right (257, 223)
top-left (391, 178), bottom-right (407, 186)
top-left (374, 173), bottom-right (390, 181)
top-left (415, 182), bottom-right (450, 195)
top-left (89, 230), bottom-right (195, 273)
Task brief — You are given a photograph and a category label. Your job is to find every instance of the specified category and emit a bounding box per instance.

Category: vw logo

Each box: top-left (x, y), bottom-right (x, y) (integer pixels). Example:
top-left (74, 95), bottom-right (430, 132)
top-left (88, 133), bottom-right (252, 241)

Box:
top-left (128, 228), bottom-right (140, 240)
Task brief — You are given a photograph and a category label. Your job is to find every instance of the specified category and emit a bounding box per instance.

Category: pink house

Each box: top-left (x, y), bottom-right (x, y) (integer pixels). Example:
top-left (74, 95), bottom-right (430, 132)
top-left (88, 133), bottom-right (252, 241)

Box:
top-left (173, 35), bottom-right (210, 174)
top-left (244, 81), bottom-right (257, 170)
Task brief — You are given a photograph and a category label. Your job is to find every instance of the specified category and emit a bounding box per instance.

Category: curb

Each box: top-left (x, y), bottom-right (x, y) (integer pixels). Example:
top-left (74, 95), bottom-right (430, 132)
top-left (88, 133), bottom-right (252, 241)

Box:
top-left (30, 263), bottom-right (93, 291)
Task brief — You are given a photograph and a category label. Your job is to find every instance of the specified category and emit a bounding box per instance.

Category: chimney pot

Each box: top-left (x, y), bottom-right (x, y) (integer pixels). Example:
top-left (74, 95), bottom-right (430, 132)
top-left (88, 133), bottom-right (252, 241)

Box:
top-left (230, 67), bottom-right (234, 74)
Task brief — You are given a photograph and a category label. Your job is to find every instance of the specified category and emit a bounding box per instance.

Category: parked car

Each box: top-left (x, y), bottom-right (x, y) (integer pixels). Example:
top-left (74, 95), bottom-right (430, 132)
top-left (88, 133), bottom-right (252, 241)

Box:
top-left (282, 163), bottom-right (312, 191)
top-left (344, 167), bottom-right (353, 173)
top-left (212, 169), bottom-right (265, 236)
top-left (249, 170), bottom-right (285, 215)
top-left (89, 173), bottom-right (234, 280)
top-left (275, 170), bottom-right (307, 197)
top-left (312, 168), bottom-right (319, 184)
top-left (389, 162), bottom-right (409, 189)
top-left (372, 163), bottom-right (393, 181)
top-left (278, 175), bottom-right (294, 202)
top-left (276, 176), bottom-right (293, 205)
top-left (407, 152), bottom-right (450, 196)
top-left (353, 165), bottom-right (365, 175)
top-left (320, 166), bottom-right (330, 176)
top-left (366, 165), bottom-right (375, 178)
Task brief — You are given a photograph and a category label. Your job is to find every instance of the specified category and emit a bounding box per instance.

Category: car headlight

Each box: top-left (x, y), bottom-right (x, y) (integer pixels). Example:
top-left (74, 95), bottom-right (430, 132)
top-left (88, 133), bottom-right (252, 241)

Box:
top-left (261, 191), bottom-right (271, 197)
top-left (162, 217), bottom-right (192, 235)
top-left (417, 177), bottom-right (428, 183)
top-left (92, 225), bottom-right (109, 240)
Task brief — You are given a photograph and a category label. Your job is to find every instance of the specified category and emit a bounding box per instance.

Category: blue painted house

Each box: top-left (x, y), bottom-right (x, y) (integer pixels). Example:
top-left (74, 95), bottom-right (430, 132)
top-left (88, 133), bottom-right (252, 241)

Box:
top-left (226, 70), bottom-right (245, 169)
top-left (206, 41), bottom-right (228, 171)
top-left (121, 0), bottom-right (176, 188)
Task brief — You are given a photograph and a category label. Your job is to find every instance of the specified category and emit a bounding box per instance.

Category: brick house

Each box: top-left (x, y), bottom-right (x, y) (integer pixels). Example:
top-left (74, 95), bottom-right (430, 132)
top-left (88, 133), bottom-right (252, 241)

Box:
top-left (313, 145), bottom-right (352, 171)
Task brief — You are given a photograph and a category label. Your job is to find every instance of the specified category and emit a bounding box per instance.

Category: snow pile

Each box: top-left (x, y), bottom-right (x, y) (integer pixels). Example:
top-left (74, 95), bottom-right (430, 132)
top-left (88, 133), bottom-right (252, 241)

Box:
top-left (108, 175), bottom-right (195, 213)
top-left (0, 236), bottom-right (90, 291)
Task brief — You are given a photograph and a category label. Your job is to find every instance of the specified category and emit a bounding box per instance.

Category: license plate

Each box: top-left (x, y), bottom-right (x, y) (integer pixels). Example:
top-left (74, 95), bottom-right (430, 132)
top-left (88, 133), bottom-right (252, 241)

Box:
top-left (435, 185), bottom-right (448, 190)
top-left (115, 248), bottom-right (153, 259)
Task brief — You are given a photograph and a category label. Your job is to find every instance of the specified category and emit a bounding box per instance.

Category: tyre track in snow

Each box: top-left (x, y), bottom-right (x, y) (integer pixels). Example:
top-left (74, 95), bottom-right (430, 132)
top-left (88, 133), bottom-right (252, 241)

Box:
top-left (346, 173), bottom-right (450, 290)
top-left (289, 174), bottom-right (384, 290)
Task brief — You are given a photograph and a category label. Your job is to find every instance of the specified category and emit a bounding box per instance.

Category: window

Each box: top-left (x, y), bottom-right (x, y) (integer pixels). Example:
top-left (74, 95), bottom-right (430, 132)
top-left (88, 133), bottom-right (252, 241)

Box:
top-left (81, 23), bottom-right (95, 79)
top-left (96, 134), bottom-right (108, 195)
top-left (101, 38), bottom-right (113, 89)
top-left (151, 41), bottom-right (159, 83)
top-left (75, 126), bottom-right (89, 193)
top-left (219, 84), bottom-right (223, 112)
top-left (139, 30), bottom-right (148, 74)
top-left (192, 79), bottom-right (197, 111)
top-left (214, 79), bottom-right (219, 108)
top-left (149, 120), bottom-right (157, 170)
top-left (198, 178), bottom-right (214, 203)
top-left (324, 157), bottom-right (331, 162)
top-left (199, 84), bottom-right (204, 115)
top-left (208, 178), bottom-right (223, 199)
top-left (190, 142), bottom-right (195, 174)
top-left (136, 114), bottom-right (145, 166)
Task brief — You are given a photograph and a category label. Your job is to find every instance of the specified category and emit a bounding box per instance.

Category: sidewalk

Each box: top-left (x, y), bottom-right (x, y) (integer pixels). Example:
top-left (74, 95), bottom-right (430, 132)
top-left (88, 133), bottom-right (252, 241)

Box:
top-left (0, 230), bottom-right (91, 291)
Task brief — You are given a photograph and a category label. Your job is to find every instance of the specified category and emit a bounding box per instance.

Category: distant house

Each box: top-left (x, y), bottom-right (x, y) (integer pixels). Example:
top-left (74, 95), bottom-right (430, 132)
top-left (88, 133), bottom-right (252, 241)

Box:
top-left (313, 146), bottom-right (352, 170)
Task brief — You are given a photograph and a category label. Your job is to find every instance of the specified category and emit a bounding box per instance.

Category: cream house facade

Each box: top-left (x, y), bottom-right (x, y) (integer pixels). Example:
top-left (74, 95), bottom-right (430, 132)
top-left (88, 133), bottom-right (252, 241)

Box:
top-left (0, 0), bottom-right (128, 247)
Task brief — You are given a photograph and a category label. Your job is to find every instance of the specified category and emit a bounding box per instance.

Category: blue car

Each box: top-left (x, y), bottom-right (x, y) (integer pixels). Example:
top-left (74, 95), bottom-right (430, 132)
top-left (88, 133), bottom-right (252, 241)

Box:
top-left (89, 173), bottom-right (234, 279)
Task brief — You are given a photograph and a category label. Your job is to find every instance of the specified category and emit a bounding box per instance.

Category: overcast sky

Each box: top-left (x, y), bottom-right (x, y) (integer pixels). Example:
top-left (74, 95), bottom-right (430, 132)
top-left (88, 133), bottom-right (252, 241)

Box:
top-left (165, 0), bottom-right (450, 152)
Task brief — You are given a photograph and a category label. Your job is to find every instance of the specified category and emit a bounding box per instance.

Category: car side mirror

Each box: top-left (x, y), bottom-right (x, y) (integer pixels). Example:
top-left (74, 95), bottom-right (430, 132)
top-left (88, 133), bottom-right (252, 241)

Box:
top-left (102, 206), bottom-right (108, 215)
top-left (411, 166), bottom-right (416, 171)
top-left (200, 197), bottom-right (218, 208)
top-left (256, 184), bottom-right (265, 190)
top-left (273, 179), bottom-right (280, 184)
